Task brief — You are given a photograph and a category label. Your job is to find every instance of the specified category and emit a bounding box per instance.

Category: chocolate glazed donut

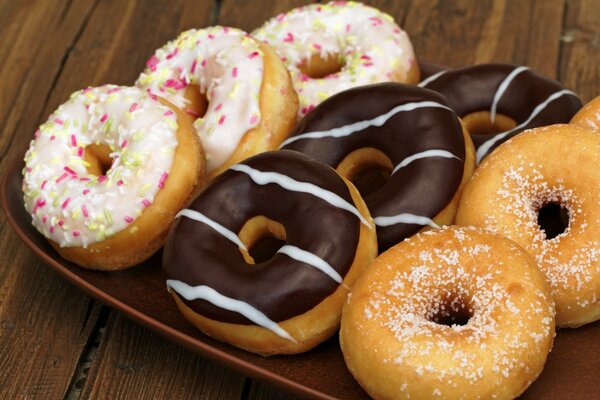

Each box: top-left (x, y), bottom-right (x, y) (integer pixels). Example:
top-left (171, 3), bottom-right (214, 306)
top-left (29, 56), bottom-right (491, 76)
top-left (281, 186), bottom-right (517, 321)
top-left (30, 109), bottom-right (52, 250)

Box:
top-left (163, 150), bottom-right (376, 353)
top-left (281, 83), bottom-right (475, 252)
top-left (419, 63), bottom-right (582, 162)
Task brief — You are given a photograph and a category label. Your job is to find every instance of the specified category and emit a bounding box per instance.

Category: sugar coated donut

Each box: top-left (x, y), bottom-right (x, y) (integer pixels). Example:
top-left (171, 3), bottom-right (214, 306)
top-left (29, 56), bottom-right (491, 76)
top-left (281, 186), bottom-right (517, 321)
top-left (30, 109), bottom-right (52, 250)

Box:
top-left (253, 1), bottom-right (419, 117)
top-left (136, 26), bottom-right (298, 177)
top-left (22, 85), bottom-right (204, 270)
top-left (420, 63), bottom-right (582, 162)
top-left (281, 83), bottom-right (475, 252)
top-left (163, 150), bottom-right (377, 355)
top-left (457, 124), bottom-right (600, 327)
top-left (570, 95), bottom-right (600, 129)
top-left (340, 226), bottom-right (555, 400)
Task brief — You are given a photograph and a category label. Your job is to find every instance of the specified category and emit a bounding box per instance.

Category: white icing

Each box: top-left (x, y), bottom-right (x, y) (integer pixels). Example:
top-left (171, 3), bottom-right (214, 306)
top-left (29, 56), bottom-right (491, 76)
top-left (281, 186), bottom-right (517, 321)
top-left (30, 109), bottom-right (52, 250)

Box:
top-left (136, 27), bottom-right (264, 172)
top-left (280, 101), bottom-right (452, 147)
top-left (490, 66), bottom-right (529, 124)
top-left (418, 70), bottom-right (446, 87)
top-left (229, 164), bottom-right (370, 226)
top-left (166, 279), bottom-right (296, 342)
top-left (277, 245), bottom-right (342, 283)
top-left (177, 209), bottom-right (247, 251)
top-left (253, 2), bottom-right (416, 116)
top-left (374, 213), bottom-right (440, 229)
top-left (22, 85), bottom-right (178, 247)
top-left (476, 89), bottom-right (577, 162)
top-left (392, 149), bottom-right (461, 175)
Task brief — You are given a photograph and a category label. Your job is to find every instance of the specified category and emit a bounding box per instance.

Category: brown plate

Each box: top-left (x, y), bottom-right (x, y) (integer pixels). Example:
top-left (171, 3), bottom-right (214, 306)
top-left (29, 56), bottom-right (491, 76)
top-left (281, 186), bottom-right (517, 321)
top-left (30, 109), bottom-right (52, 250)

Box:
top-left (2, 73), bottom-right (600, 399)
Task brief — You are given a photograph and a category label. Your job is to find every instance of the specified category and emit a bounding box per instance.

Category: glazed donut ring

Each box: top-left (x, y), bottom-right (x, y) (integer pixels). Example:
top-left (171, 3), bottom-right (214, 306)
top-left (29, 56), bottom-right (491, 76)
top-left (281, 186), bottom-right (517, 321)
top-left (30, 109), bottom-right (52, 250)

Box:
top-left (163, 150), bottom-right (377, 355)
top-left (253, 2), bottom-right (419, 116)
top-left (281, 83), bottom-right (475, 252)
top-left (340, 226), bottom-right (555, 400)
top-left (136, 27), bottom-right (298, 178)
top-left (457, 124), bottom-right (600, 327)
top-left (420, 63), bottom-right (582, 162)
top-left (22, 85), bottom-right (204, 270)
top-left (570, 95), bottom-right (600, 129)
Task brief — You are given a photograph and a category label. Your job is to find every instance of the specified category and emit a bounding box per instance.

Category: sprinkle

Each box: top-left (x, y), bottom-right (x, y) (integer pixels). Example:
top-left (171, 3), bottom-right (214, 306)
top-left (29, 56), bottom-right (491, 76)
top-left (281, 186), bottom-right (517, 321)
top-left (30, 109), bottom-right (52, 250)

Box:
top-left (121, 140), bottom-right (128, 148)
top-left (98, 175), bottom-right (107, 183)
top-left (232, 67), bottom-right (238, 78)
top-left (146, 55), bottom-right (159, 71)
top-left (215, 103), bottom-right (223, 112)
top-left (58, 220), bottom-right (64, 226)
top-left (100, 113), bottom-right (108, 123)
top-left (41, 180), bottom-right (48, 189)
top-left (313, 43), bottom-right (322, 51)
top-left (56, 173), bottom-right (69, 183)
top-left (346, 24), bottom-right (351, 32)
top-left (77, 147), bottom-right (83, 157)
top-left (64, 166), bottom-right (77, 175)
top-left (70, 134), bottom-right (77, 146)
top-left (117, 180), bottom-right (123, 186)
top-left (34, 129), bottom-right (40, 138)
top-left (191, 59), bottom-right (197, 74)
top-left (83, 189), bottom-right (90, 195)
top-left (129, 103), bottom-right (138, 112)
top-left (186, 108), bottom-right (200, 117)
top-left (250, 114), bottom-right (258, 125)
top-left (207, 34), bottom-right (215, 40)
top-left (284, 32), bottom-right (294, 43)
top-left (142, 199), bottom-right (151, 207)
top-left (81, 205), bottom-right (89, 217)
top-left (158, 172), bottom-right (169, 188)
top-left (163, 110), bottom-right (174, 117)
top-left (61, 197), bottom-right (71, 209)
top-left (50, 135), bottom-right (55, 141)
top-left (201, 59), bottom-right (207, 67)
top-left (124, 216), bottom-right (134, 223)
top-left (73, 231), bottom-right (80, 237)
top-left (165, 48), bottom-right (179, 59)
top-left (49, 227), bottom-right (55, 234)
top-left (42, 215), bottom-right (47, 224)
top-left (248, 51), bottom-right (259, 59)
top-left (164, 78), bottom-right (186, 90)
top-left (218, 115), bottom-right (226, 125)
top-left (369, 17), bottom-right (383, 26)
top-left (104, 209), bottom-right (113, 224)
top-left (55, 118), bottom-right (64, 125)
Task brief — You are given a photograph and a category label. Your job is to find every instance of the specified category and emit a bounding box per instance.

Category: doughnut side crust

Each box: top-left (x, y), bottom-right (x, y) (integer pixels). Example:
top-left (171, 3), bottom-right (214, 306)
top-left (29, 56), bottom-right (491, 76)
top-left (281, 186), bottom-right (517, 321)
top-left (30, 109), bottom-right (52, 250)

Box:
top-left (340, 227), bottom-right (554, 400)
top-left (53, 100), bottom-right (204, 270)
top-left (457, 124), bottom-right (600, 327)
top-left (168, 176), bottom-right (377, 355)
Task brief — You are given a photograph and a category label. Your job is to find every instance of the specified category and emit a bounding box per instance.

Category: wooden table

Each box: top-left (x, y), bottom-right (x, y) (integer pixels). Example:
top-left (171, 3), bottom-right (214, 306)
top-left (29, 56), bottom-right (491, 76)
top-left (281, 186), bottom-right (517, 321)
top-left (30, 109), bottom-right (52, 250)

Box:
top-left (1, 0), bottom-right (598, 398)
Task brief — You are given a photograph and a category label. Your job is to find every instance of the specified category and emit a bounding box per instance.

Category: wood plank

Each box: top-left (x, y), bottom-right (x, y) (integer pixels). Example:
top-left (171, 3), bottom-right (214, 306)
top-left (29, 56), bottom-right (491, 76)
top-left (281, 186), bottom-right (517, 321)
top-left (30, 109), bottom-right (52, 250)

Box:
top-left (79, 314), bottom-right (246, 399)
top-left (218, 0), bottom-right (318, 32)
top-left (559, 0), bottom-right (600, 101)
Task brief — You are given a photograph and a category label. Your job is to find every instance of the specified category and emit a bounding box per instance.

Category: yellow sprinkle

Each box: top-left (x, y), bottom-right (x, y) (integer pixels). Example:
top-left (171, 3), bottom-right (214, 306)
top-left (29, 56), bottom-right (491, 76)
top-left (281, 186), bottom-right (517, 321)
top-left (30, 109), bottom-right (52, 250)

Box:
top-left (104, 209), bottom-right (113, 224)
top-left (139, 183), bottom-right (151, 196)
top-left (72, 209), bottom-right (81, 219)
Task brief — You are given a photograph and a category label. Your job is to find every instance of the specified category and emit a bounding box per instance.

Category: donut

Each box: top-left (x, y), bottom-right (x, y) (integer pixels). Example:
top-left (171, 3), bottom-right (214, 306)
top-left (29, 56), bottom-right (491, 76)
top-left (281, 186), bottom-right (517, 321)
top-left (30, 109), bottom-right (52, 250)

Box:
top-left (340, 226), bottom-right (555, 400)
top-left (457, 124), bottom-right (600, 327)
top-left (136, 26), bottom-right (298, 178)
top-left (253, 1), bottom-right (419, 117)
top-left (570, 95), bottom-right (600, 129)
top-left (162, 150), bottom-right (377, 355)
top-left (419, 63), bottom-right (582, 162)
top-left (280, 83), bottom-right (475, 252)
top-left (21, 85), bottom-right (204, 270)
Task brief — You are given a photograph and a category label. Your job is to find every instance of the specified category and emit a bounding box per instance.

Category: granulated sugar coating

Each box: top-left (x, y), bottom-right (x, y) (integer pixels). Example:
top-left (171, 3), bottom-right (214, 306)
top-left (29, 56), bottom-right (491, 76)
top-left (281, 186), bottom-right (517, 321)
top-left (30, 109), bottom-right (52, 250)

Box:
top-left (457, 124), bottom-right (600, 327)
top-left (340, 226), bottom-right (554, 400)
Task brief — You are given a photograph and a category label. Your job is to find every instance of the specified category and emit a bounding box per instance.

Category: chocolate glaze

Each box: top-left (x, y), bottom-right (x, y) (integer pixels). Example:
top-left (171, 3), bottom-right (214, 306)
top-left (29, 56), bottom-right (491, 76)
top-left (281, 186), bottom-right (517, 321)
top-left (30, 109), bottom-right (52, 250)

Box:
top-left (163, 150), bottom-right (360, 324)
top-left (421, 63), bottom-right (582, 159)
top-left (281, 83), bottom-right (465, 252)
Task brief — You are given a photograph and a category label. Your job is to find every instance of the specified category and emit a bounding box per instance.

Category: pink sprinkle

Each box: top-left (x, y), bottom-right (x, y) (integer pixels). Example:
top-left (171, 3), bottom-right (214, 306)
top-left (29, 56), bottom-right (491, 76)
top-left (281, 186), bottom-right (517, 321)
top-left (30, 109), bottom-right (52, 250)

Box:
top-left (284, 33), bottom-right (294, 43)
top-left (70, 134), bottom-right (77, 146)
top-left (64, 166), bottom-right (77, 175)
top-left (61, 197), bottom-right (71, 209)
top-left (250, 114), bottom-right (258, 124)
top-left (232, 67), bottom-right (238, 78)
top-left (79, 177), bottom-right (90, 182)
top-left (58, 220), bottom-right (64, 226)
top-left (207, 34), bottom-right (215, 40)
top-left (361, 55), bottom-right (372, 60)
top-left (215, 103), bottom-right (223, 112)
top-left (163, 110), bottom-right (174, 117)
top-left (77, 147), bottom-right (83, 157)
top-left (50, 135), bottom-right (55, 141)
top-left (129, 103), bottom-right (138, 112)
top-left (54, 118), bottom-right (64, 125)
top-left (121, 140), bottom-right (128, 148)
top-left (50, 227), bottom-right (55, 234)
top-left (107, 87), bottom-right (121, 94)
top-left (73, 231), bottom-right (80, 237)
top-left (83, 189), bottom-right (90, 195)
top-left (393, 28), bottom-right (400, 34)
top-left (83, 86), bottom-right (92, 93)
top-left (56, 173), bottom-right (69, 183)
top-left (164, 78), bottom-right (186, 90)
top-left (306, 105), bottom-right (315, 114)
top-left (117, 180), bottom-right (123, 186)
top-left (191, 59), bottom-right (197, 74)
top-left (299, 74), bottom-right (309, 82)
top-left (146, 55), bottom-right (159, 71)
top-left (201, 59), bottom-right (207, 67)
top-left (26, 167), bottom-right (32, 173)
top-left (316, 6), bottom-right (322, 11)
top-left (363, 62), bottom-right (374, 67)
top-left (100, 113), bottom-right (108, 123)
top-left (165, 48), bottom-right (179, 60)
top-left (186, 108), bottom-right (200, 117)
top-left (41, 180), bottom-right (48, 189)
top-left (98, 175), bottom-right (107, 183)
top-left (346, 24), bottom-right (351, 32)
top-left (146, 89), bottom-right (158, 101)
top-left (370, 17), bottom-right (383, 26)
top-left (223, 27), bottom-right (230, 33)
top-left (158, 172), bottom-right (169, 188)
top-left (218, 115), bottom-right (226, 125)
top-left (37, 198), bottom-right (47, 208)
top-left (81, 205), bottom-right (89, 217)
top-left (313, 43), bottom-right (322, 51)
top-left (276, 13), bottom-right (285, 22)
top-left (124, 216), bottom-right (134, 223)
top-left (34, 129), bottom-right (40, 138)
top-left (248, 51), bottom-right (259, 59)
top-left (142, 199), bottom-right (151, 207)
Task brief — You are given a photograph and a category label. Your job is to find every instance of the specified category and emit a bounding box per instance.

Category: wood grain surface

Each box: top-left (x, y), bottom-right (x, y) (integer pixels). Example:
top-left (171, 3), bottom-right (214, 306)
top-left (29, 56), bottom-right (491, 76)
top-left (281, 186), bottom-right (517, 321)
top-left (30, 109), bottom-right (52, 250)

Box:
top-left (0, 0), bottom-right (598, 399)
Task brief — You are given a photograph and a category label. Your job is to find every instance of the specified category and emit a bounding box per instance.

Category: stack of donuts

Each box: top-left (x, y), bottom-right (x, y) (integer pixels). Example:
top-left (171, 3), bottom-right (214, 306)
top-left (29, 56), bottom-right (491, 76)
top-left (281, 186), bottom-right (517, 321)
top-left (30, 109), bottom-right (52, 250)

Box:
top-left (20, 1), bottom-right (600, 399)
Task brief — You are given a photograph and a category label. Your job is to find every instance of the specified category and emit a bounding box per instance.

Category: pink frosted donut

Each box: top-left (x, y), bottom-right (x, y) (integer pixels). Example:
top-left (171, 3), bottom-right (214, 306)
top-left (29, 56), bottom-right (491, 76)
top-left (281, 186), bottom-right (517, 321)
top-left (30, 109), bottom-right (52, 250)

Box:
top-left (136, 26), bottom-right (297, 177)
top-left (253, 1), bottom-right (419, 116)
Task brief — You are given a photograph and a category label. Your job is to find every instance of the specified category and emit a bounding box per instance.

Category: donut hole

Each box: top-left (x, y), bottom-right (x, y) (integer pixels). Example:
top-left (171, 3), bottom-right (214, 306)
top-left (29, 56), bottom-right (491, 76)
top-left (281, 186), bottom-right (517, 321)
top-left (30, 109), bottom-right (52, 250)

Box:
top-left (183, 84), bottom-right (209, 120)
top-left (84, 143), bottom-right (113, 176)
top-left (462, 111), bottom-right (517, 136)
top-left (238, 216), bottom-right (287, 264)
top-left (428, 294), bottom-right (473, 327)
top-left (337, 148), bottom-right (393, 197)
top-left (298, 53), bottom-right (345, 79)
top-left (537, 202), bottom-right (570, 239)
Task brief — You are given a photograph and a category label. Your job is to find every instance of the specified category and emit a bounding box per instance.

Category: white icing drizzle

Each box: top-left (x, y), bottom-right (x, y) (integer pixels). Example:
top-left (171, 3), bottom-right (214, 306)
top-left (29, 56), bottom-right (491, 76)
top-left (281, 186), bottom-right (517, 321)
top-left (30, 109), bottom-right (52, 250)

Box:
top-left (374, 213), bottom-right (440, 229)
top-left (490, 66), bottom-right (529, 124)
top-left (277, 245), bottom-right (342, 283)
top-left (177, 209), bottom-right (247, 251)
top-left (166, 280), bottom-right (296, 342)
top-left (229, 164), bottom-right (370, 226)
top-left (476, 89), bottom-right (578, 163)
top-left (417, 70), bottom-right (446, 88)
top-left (280, 101), bottom-right (452, 147)
top-left (392, 149), bottom-right (461, 175)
